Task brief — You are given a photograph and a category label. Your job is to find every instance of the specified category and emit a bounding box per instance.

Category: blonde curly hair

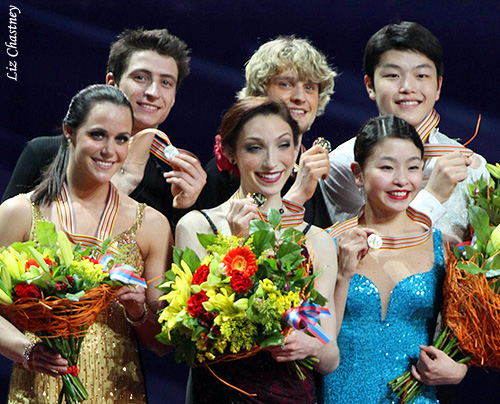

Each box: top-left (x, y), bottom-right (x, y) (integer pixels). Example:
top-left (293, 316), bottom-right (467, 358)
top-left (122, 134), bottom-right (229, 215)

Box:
top-left (237, 36), bottom-right (337, 115)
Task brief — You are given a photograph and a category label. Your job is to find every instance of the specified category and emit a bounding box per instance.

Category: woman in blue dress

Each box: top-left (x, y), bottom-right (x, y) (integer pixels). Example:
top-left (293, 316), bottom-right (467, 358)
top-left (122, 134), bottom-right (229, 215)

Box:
top-left (321, 115), bottom-right (468, 403)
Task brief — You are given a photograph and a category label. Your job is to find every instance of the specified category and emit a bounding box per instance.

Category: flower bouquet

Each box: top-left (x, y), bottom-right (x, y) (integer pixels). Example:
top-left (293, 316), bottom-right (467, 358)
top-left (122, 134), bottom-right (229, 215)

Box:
top-left (389, 163), bottom-right (500, 403)
top-left (156, 209), bottom-right (331, 386)
top-left (0, 221), bottom-right (144, 404)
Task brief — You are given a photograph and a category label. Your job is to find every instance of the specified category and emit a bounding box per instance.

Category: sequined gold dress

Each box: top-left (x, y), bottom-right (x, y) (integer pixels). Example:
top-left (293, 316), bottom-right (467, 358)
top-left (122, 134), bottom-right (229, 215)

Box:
top-left (7, 200), bottom-right (148, 404)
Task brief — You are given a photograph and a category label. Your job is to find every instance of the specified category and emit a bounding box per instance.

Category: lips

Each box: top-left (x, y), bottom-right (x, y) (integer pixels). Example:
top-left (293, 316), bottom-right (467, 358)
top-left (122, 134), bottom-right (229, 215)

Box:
top-left (256, 172), bottom-right (283, 183)
top-left (93, 159), bottom-right (114, 169)
top-left (137, 102), bottom-right (160, 111)
top-left (387, 190), bottom-right (410, 200)
top-left (395, 100), bottom-right (420, 107)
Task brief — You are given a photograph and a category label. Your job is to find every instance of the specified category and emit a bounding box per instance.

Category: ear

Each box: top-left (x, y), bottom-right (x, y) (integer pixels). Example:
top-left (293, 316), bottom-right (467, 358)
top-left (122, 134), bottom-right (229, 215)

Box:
top-left (351, 162), bottom-right (364, 187)
top-left (364, 75), bottom-right (376, 101)
top-left (106, 72), bottom-right (118, 87)
top-left (62, 124), bottom-right (72, 139)
top-left (435, 76), bottom-right (443, 102)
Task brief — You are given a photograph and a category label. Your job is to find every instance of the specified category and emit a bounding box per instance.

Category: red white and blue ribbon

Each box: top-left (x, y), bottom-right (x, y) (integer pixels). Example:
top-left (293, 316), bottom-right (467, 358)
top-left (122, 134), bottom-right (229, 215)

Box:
top-left (98, 254), bottom-right (147, 288)
top-left (284, 300), bottom-right (332, 344)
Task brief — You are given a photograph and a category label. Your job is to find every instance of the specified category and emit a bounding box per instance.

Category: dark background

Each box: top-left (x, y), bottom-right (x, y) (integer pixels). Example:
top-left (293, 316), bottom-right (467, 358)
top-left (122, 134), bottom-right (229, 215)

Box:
top-left (1, 1), bottom-right (499, 403)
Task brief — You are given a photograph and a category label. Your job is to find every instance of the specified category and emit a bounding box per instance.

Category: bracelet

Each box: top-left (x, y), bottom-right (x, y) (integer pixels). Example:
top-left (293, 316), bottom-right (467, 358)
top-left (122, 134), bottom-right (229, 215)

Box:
top-left (123, 303), bottom-right (149, 326)
top-left (22, 336), bottom-right (40, 370)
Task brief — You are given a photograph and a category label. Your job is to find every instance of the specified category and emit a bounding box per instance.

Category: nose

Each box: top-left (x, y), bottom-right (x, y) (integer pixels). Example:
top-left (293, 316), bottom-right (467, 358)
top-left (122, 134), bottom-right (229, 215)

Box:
top-left (263, 148), bottom-right (277, 169)
top-left (145, 81), bottom-right (160, 98)
top-left (400, 74), bottom-right (416, 93)
top-left (393, 168), bottom-right (409, 186)
top-left (290, 84), bottom-right (306, 103)
top-left (102, 138), bottom-right (115, 157)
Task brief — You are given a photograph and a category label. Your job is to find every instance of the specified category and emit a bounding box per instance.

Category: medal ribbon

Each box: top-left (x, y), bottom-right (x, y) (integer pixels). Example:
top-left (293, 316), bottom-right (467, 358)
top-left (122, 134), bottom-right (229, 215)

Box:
top-left (327, 207), bottom-right (432, 250)
top-left (417, 109), bottom-right (475, 159)
top-left (129, 128), bottom-right (176, 165)
top-left (98, 254), bottom-right (147, 287)
top-left (56, 183), bottom-right (120, 255)
top-left (284, 300), bottom-right (332, 344)
top-left (231, 192), bottom-right (305, 228)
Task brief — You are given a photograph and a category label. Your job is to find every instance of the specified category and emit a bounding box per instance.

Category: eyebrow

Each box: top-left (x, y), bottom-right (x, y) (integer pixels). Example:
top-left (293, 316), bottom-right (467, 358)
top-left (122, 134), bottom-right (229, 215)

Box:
top-left (129, 69), bottom-right (178, 82)
top-left (378, 156), bottom-right (422, 162)
top-left (381, 63), bottom-right (433, 70)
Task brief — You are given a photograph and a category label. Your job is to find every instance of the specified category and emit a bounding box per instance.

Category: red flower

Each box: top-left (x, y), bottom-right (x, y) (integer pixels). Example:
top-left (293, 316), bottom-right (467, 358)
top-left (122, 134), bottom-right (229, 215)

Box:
top-left (54, 282), bottom-right (68, 292)
top-left (25, 257), bottom-right (54, 273)
top-left (187, 290), bottom-right (209, 318)
top-left (192, 264), bottom-right (210, 285)
top-left (223, 246), bottom-right (257, 277)
top-left (230, 270), bottom-right (253, 294)
top-left (14, 283), bottom-right (41, 299)
top-left (81, 256), bottom-right (99, 265)
top-left (214, 134), bottom-right (239, 177)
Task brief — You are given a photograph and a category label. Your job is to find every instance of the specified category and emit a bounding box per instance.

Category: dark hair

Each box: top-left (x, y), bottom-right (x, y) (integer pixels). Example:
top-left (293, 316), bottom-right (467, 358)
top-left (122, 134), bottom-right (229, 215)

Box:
top-left (32, 84), bottom-right (133, 206)
top-left (364, 21), bottom-right (443, 86)
top-left (107, 28), bottom-right (191, 91)
top-left (354, 115), bottom-right (424, 168)
top-left (219, 97), bottom-right (300, 158)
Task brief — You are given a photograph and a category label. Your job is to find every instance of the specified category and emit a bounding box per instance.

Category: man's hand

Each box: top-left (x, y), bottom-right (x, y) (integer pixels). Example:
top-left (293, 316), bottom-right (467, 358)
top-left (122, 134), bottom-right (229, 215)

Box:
top-left (424, 151), bottom-right (471, 204)
top-left (163, 149), bottom-right (207, 209)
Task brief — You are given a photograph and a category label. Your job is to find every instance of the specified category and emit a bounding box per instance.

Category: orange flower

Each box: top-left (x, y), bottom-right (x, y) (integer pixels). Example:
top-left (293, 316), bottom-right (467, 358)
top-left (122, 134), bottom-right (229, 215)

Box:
top-left (222, 246), bottom-right (257, 277)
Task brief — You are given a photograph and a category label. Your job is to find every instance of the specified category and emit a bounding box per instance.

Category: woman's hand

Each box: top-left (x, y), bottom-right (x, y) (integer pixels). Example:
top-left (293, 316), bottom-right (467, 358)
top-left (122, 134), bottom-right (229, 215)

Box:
top-left (411, 345), bottom-right (468, 385)
top-left (267, 330), bottom-right (321, 363)
top-left (337, 227), bottom-right (374, 280)
top-left (116, 285), bottom-right (147, 321)
top-left (226, 197), bottom-right (259, 238)
top-left (30, 343), bottom-right (68, 377)
top-left (284, 144), bottom-right (330, 205)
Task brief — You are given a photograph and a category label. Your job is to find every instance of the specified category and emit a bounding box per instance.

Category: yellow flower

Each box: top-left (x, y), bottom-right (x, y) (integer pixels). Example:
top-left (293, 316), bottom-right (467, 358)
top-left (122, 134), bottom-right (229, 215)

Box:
top-left (260, 278), bottom-right (277, 293)
top-left (0, 288), bottom-right (12, 305)
top-left (0, 248), bottom-right (25, 279)
top-left (158, 261), bottom-right (193, 336)
top-left (203, 287), bottom-right (248, 318)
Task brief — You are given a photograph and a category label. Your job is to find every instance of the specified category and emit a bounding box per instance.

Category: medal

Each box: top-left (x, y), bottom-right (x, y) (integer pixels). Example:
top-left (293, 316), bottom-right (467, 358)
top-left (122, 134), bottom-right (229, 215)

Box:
top-left (164, 144), bottom-right (179, 159)
top-left (367, 233), bottom-right (383, 250)
top-left (313, 137), bottom-right (332, 153)
top-left (247, 192), bottom-right (267, 207)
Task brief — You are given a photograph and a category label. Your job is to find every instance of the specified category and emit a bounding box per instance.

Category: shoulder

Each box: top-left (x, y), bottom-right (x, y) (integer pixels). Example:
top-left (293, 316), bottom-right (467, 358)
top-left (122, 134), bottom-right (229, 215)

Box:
top-left (177, 209), bottom-right (213, 233)
top-left (306, 224), bottom-right (337, 255)
top-left (0, 195), bottom-right (33, 243)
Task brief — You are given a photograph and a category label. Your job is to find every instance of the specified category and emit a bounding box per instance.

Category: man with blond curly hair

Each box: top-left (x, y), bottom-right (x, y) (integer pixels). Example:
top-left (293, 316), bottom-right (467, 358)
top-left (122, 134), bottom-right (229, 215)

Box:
top-left (197, 36), bottom-right (337, 228)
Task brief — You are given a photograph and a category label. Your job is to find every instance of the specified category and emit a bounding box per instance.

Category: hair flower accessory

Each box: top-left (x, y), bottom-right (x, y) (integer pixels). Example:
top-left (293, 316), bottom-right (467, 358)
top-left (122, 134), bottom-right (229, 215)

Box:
top-left (214, 134), bottom-right (239, 176)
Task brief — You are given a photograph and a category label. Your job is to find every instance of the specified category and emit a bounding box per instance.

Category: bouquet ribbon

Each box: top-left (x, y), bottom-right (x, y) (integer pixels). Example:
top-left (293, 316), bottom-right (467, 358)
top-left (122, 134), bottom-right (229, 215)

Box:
top-left (284, 300), bottom-right (332, 344)
top-left (98, 255), bottom-right (147, 288)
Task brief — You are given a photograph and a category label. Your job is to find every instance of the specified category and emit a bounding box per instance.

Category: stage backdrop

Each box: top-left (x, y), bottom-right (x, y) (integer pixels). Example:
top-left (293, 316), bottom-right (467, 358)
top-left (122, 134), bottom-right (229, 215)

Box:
top-left (1, 1), bottom-right (499, 403)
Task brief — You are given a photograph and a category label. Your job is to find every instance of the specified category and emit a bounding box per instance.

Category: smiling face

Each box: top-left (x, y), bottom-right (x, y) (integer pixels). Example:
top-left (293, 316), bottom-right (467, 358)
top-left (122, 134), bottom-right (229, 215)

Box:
top-left (107, 50), bottom-right (178, 134)
top-left (265, 69), bottom-right (319, 135)
top-left (354, 137), bottom-right (423, 216)
top-left (365, 50), bottom-right (442, 129)
top-left (233, 114), bottom-right (297, 198)
top-left (66, 102), bottom-right (133, 184)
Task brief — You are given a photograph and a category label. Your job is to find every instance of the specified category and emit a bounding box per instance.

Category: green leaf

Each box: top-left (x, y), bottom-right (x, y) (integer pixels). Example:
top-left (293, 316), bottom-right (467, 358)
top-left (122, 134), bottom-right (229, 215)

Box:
top-left (259, 330), bottom-right (285, 348)
top-left (281, 228), bottom-right (305, 244)
top-left (251, 229), bottom-right (276, 257)
top-left (99, 237), bottom-right (111, 257)
top-left (65, 291), bottom-right (86, 301)
top-left (57, 231), bottom-right (74, 268)
top-left (172, 246), bottom-right (183, 266)
top-left (27, 246), bottom-right (50, 272)
top-left (197, 233), bottom-right (217, 249)
top-left (181, 248), bottom-right (201, 273)
top-left (36, 221), bottom-right (58, 249)
top-left (468, 205), bottom-right (492, 249)
top-left (457, 261), bottom-right (486, 275)
top-left (267, 209), bottom-right (282, 230)
top-left (483, 253), bottom-right (500, 273)
top-left (9, 241), bottom-right (37, 254)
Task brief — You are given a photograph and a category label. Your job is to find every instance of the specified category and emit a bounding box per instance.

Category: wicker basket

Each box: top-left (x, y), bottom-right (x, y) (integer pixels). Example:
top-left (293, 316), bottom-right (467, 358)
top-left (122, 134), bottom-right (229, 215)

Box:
top-left (0, 284), bottom-right (120, 338)
top-left (443, 249), bottom-right (500, 368)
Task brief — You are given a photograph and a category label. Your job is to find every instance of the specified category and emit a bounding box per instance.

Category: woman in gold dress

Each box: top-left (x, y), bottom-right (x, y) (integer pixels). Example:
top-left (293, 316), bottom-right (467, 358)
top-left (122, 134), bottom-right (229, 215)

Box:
top-left (0, 84), bottom-right (172, 403)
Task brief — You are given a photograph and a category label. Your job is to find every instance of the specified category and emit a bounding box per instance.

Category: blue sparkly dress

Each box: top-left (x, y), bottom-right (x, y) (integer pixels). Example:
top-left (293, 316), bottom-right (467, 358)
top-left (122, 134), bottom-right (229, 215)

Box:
top-left (321, 229), bottom-right (445, 404)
